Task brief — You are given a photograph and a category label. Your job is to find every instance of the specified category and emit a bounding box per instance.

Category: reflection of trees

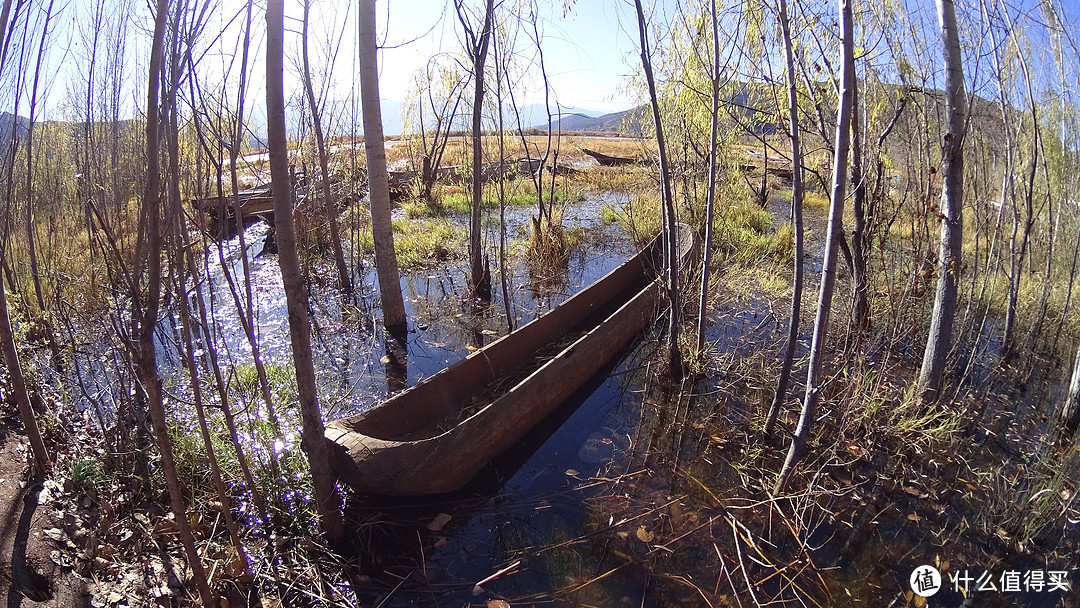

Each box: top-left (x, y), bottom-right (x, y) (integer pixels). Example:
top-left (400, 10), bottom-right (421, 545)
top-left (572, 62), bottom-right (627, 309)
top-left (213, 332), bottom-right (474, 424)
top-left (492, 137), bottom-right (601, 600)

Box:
top-left (383, 336), bottom-right (408, 396)
top-left (527, 266), bottom-right (570, 314)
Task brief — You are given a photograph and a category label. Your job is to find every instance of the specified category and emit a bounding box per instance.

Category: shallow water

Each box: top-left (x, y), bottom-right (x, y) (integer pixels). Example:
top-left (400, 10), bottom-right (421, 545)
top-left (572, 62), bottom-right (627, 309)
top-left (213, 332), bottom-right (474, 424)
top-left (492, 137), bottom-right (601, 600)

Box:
top-left (42, 191), bottom-right (1077, 607)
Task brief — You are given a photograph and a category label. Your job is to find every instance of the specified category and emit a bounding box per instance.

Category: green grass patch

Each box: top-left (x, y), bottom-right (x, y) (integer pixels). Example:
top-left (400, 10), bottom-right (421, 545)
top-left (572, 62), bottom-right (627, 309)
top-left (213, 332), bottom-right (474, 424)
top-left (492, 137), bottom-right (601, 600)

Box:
top-left (711, 203), bottom-right (795, 266)
top-left (355, 218), bottom-right (466, 269)
top-left (602, 194), bottom-right (663, 248)
top-left (433, 185), bottom-right (583, 216)
top-left (801, 189), bottom-right (830, 210)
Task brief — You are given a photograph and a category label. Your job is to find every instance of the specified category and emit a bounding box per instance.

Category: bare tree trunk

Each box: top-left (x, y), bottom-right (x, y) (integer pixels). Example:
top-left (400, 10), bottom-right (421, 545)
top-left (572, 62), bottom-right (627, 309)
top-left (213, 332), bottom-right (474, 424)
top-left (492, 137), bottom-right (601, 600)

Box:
top-left (994, 0), bottom-right (1040, 359)
top-left (131, 0), bottom-right (215, 602)
top-left (850, 84), bottom-right (870, 338)
top-left (456, 0), bottom-right (494, 301)
top-left (0, 0), bottom-right (13, 69)
top-left (267, 0), bottom-right (343, 539)
top-left (492, 24), bottom-right (514, 332)
top-left (764, 0), bottom-right (805, 438)
top-left (774, 0), bottom-right (854, 493)
top-left (23, 0), bottom-right (54, 318)
top-left (189, 233), bottom-right (268, 518)
top-left (301, 0), bottom-right (351, 295)
top-left (359, 0), bottom-right (407, 336)
top-left (0, 259), bottom-right (50, 473)
top-left (0, 0), bottom-right (47, 475)
top-left (217, 0), bottom-right (286, 455)
top-left (635, 0), bottom-right (682, 379)
top-left (696, 0), bottom-right (720, 353)
top-left (229, 0), bottom-right (255, 321)
top-left (171, 200), bottom-right (251, 579)
top-left (1063, 342), bottom-right (1080, 433)
top-left (917, 0), bottom-right (966, 402)
top-left (181, 66), bottom-right (270, 521)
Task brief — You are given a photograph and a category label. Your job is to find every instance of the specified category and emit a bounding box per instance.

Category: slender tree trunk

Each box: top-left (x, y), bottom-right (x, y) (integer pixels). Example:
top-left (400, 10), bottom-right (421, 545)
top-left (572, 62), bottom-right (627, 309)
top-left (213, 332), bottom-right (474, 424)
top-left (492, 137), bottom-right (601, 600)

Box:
top-left (189, 229), bottom-right (268, 519)
top-left (1063, 342), bottom-right (1080, 433)
top-left (635, 0), bottom-right (682, 379)
top-left (23, 0), bottom-right (54, 318)
top-left (171, 201), bottom-right (251, 579)
top-left (764, 0), bottom-right (805, 437)
top-left (229, 0), bottom-right (255, 322)
top-left (0, 0), bottom-right (13, 69)
top-left (696, 0), bottom-right (720, 353)
top-left (0, 258), bottom-right (50, 473)
top-left (457, 0), bottom-right (494, 301)
top-left (132, 0), bottom-right (215, 602)
top-left (359, 0), bottom-right (407, 336)
top-left (774, 0), bottom-right (854, 493)
top-left (302, 0), bottom-right (351, 294)
top-left (917, 0), bottom-right (966, 402)
top-left (0, 0), bottom-right (47, 475)
top-left (850, 84), bottom-right (870, 338)
top-left (267, 0), bottom-right (343, 538)
top-left (493, 26), bottom-right (514, 332)
top-left (218, 1), bottom-right (286, 460)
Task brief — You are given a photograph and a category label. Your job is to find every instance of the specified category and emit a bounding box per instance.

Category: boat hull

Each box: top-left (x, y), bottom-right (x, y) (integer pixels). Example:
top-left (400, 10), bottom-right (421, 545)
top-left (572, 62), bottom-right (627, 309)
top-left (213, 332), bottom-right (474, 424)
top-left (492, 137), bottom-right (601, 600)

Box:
top-left (325, 225), bottom-right (696, 495)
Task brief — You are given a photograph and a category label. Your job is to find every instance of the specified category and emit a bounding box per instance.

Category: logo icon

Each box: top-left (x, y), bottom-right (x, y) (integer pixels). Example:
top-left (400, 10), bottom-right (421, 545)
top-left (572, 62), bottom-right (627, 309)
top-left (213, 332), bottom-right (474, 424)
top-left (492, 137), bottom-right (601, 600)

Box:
top-left (911, 565), bottom-right (942, 597)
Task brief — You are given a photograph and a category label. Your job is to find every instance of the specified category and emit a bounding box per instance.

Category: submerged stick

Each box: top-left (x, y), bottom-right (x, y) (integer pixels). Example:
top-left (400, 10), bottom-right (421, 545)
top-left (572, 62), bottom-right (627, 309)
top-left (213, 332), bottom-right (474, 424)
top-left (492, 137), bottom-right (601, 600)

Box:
top-left (472, 560), bottom-right (521, 595)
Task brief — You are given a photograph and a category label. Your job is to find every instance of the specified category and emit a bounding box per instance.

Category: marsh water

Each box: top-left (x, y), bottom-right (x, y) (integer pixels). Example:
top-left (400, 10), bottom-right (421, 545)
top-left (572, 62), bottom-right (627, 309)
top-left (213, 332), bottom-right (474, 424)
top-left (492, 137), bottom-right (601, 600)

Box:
top-left (45, 192), bottom-right (1077, 607)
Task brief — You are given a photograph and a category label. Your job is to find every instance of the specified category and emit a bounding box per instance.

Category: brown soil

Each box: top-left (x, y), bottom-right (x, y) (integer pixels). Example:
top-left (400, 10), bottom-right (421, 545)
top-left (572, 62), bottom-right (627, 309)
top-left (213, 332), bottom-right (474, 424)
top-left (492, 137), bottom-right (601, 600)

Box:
top-left (0, 414), bottom-right (90, 607)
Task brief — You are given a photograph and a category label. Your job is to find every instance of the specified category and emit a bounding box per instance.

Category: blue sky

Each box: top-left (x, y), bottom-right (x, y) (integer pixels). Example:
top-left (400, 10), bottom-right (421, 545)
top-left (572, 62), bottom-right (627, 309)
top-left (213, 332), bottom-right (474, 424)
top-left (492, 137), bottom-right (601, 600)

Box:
top-left (12, 0), bottom-right (1080, 126)
top-left (325, 0), bottom-right (645, 113)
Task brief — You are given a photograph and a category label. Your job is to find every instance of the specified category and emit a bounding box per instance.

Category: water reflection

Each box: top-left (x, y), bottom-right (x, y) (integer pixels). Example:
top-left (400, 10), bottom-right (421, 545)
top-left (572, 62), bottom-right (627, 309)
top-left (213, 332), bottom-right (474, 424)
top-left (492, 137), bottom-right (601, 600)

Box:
top-left (383, 335), bottom-right (408, 396)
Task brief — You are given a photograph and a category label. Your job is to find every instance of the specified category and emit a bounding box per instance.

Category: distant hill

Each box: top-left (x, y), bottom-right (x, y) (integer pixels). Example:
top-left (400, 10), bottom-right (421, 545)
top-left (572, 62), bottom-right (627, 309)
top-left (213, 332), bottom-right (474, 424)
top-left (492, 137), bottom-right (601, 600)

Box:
top-left (529, 106), bottom-right (646, 134)
top-left (533, 107), bottom-right (645, 134)
top-left (529, 88), bottom-right (783, 136)
top-left (0, 112), bottom-right (30, 159)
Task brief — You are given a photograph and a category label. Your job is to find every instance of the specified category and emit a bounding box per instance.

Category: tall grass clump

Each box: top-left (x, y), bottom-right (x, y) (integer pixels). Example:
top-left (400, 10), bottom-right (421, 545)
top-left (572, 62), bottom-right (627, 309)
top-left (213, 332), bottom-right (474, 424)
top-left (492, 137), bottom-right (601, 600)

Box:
top-left (711, 202), bottom-right (794, 266)
top-left (526, 212), bottom-right (583, 271)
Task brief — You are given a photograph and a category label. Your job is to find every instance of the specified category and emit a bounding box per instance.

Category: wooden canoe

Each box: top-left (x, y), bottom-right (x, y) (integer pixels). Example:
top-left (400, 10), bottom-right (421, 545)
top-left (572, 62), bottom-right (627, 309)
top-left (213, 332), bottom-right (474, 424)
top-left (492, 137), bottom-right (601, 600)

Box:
top-left (325, 225), bottom-right (698, 495)
top-left (582, 147), bottom-right (647, 167)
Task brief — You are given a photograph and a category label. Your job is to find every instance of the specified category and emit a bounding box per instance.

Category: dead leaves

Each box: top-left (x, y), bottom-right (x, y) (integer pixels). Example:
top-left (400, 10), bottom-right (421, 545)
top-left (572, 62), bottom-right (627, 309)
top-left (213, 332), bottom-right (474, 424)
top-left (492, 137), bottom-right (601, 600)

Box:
top-left (635, 525), bottom-right (655, 543)
top-left (426, 512), bottom-right (453, 531)
top-left (902, 590), bottom-right (928, 607)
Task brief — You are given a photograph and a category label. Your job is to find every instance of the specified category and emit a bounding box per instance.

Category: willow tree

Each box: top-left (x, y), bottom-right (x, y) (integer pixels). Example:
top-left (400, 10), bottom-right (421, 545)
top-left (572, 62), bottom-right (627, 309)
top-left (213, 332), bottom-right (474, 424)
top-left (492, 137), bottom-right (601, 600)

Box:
top-left (455, 0), bottom-right (494, 301)
top-left (775, 0), bottom-right (855, 493)
top-left (635, 0), bottom-right (682, 378)
top-left (764, 0), bottom-right (806, 437)
top-left (267, 0), bottom-right (342, 538)
top-left (359, 0), bottom-right (407, 336)
top-left (301, 0), bottom-right (351, 294)
top-left (405, 56), bottom-right (465, 203)
top-left (917, 0), bottom-right (966, 402)
top-left (695, 0), bottom-right (721, 353)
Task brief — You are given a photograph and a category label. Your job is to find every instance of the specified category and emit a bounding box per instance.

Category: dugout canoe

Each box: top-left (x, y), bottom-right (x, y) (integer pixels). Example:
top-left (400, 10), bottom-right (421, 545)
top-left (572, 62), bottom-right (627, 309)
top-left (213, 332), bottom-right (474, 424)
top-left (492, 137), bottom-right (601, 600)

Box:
top-left (325, 224), bottom-right (698, 495)
top-left (582, 147), bottom-right (647, 167)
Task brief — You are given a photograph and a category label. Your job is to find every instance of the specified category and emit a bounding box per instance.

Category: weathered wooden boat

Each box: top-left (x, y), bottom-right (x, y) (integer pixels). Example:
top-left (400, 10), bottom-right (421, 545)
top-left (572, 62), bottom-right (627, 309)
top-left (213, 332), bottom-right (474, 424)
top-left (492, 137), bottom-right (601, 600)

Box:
top-left (582, 147), bottom-right (647, 167)
top-left (325, 225), bottom-right (698, 495)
